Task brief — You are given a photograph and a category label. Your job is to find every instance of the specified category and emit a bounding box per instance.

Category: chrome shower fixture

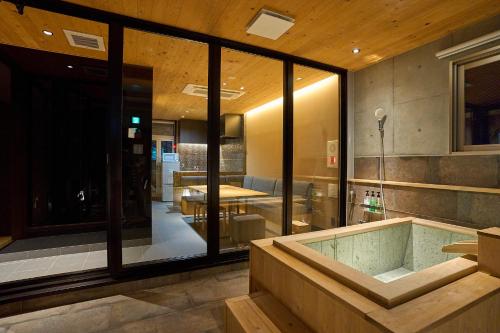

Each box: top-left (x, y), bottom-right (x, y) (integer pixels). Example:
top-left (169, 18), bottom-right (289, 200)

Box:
top-left (374, 107), bottom-right (388, 220)
top-left (374, 108), bottom-right (387, 131)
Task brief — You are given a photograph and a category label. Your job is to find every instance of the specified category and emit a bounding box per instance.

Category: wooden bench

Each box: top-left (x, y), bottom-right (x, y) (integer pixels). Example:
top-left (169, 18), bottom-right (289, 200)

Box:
top-left (225, 292), bottom-right (312, 333)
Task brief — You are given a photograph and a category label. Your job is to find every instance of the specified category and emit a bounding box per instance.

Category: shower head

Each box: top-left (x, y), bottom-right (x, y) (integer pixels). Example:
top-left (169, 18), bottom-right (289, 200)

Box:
top-left (374, 108), bottom-right (385, 120)
top-left (374, 108), bottom-right (387, 131)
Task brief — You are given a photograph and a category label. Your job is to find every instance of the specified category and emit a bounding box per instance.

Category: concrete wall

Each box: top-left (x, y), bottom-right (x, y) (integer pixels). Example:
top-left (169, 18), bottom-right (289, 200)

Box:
top-left (350, 15), bottom-right (500, 228)
top-left (354, 15), bottom-right (500, 157)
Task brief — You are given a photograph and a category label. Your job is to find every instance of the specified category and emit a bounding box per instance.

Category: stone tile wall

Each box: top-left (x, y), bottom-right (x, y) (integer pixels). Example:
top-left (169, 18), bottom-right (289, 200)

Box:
top-left (355, 155), bottom-right (500, 188)
top-left (177, 141), bottom-right (245, 173)
top-left (220, 140), bottom-right (245, 173)
top-left (177, 143), bottom-right (207, 171)
top-left (350, 156), bottom-right (500, 229)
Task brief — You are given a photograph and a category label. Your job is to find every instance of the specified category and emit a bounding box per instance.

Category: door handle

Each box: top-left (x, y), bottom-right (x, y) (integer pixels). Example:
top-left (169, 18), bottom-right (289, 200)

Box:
top-left (77, 190), bottom-right (85, 201)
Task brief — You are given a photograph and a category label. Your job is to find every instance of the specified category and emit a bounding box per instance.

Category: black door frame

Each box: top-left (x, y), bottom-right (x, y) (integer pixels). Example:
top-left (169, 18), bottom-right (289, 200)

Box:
top-left (0, 0), bottom-right (348, 301)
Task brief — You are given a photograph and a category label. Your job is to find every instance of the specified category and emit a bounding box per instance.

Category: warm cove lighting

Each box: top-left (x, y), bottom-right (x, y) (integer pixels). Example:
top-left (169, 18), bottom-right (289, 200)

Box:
top-left (245, 75), bottom-right (337, 117)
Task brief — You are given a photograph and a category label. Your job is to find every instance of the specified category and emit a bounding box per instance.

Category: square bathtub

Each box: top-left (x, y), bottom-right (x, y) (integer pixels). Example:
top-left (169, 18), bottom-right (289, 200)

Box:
top-left (273, 218), bottom-right (478, 308)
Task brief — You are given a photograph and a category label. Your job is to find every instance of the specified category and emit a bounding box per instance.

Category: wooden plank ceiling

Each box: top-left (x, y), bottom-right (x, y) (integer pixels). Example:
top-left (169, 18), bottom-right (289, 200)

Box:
top-left (0, 2), bottom-right (331, 120)
top-left (2, 1), bottom-right (500, 120)
top-left (64, 0), bottom-right (500, 70)
top-left (123, 28), bottom-right (331, 120)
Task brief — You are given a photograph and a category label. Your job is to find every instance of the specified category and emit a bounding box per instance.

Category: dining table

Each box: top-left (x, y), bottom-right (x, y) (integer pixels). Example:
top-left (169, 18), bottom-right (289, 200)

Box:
top-left (188, 184), bottom-right (269, 200)
top-left (187, 185), bottom-right (269, 228)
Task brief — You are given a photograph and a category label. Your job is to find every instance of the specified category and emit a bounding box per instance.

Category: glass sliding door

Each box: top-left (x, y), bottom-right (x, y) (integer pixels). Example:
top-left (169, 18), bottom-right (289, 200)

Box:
top-left (292, 65), bottom-right (340, 233)
top-left (0, 0), bottom-right (347, 293)
top-left (121, 28), bottom-right (208, 265)
top-left (219, 48), bottom-right (284, 252)
top-left (0, 3), bottom-right (109, 283)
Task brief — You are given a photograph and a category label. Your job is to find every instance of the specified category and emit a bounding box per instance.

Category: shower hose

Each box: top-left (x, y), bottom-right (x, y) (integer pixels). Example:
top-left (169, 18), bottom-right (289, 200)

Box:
top-left (379, 131), bottom-right (387, 220)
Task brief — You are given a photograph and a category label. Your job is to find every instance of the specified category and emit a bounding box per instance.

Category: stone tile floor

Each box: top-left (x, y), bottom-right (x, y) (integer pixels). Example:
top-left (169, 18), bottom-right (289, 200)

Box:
top-left (0, 268), bottom-right (249, 333)
top-left (0, 202), bottom-right (207, 283)
top-left (0, 251), bottom-right (108, 283)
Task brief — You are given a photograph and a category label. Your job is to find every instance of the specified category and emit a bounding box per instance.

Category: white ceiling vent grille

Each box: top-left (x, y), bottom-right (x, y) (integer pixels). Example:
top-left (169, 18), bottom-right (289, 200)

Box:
top-left (182, 84), bottom-right (245, 100)
top-left (63, 29), bottom-right (106, 51)
top-left (246, 9), bottom-right (295, 40)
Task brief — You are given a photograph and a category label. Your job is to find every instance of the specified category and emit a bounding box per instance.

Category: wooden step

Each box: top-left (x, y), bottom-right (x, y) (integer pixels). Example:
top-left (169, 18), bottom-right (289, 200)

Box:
top-left (0, 236), bottom-right (12, 251)
top-left (225, 292), bottom-right (312, 333)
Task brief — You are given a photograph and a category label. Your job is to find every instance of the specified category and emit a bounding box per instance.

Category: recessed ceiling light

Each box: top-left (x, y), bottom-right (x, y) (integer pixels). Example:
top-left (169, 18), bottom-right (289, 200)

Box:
top-left (67, 65), bottom-right (74, 69)
top-left (185, 110), bottom-right (190, 113)
top-left (352, 48), bottom-right (361, 54)
top-left (42, 30), bottom-right (53, 36)
top-left (181, 115), bottom-right (185, 118)
top-left (240, 86), bottom-right (245, 90)
top-left (296, 77), bottom-right (303, 81)
top-left (223, 82), bottom-right (227, 86)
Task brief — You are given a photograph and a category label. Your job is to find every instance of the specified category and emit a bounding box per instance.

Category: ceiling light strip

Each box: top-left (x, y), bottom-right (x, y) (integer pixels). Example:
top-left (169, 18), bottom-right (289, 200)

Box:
top-left (246, 76), bottom-right (336, 116)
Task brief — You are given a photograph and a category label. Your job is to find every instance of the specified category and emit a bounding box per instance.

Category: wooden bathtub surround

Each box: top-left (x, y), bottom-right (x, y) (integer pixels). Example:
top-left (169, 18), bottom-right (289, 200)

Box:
top-left (236, 218), bottom-right (500, 333)
top-left (478, 227), bottom-right (500, 278)
top-left (273, 218), bottom-right (478, 308)
top-left (249, 237), bottom-right (383, 332)
top-left (366, 272), bottom-right (500, 333)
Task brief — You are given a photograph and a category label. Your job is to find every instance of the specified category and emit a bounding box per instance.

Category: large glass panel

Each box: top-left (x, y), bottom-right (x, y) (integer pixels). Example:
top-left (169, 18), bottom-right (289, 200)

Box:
top-left (461, 55), bottom-right (500, 148)
top-left (292, 65), bottom-right (340, 233)
top-left (219, 48), bottom-right (283, 252)
top-left (121, 28), bottom-right (208, 265)
top-left (0, 3), bottom-right (108, 283)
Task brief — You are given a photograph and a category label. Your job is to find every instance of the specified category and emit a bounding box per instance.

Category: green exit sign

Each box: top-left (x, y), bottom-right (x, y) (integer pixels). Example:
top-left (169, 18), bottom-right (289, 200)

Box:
top-left (131, 116), bottom-right (141, 124)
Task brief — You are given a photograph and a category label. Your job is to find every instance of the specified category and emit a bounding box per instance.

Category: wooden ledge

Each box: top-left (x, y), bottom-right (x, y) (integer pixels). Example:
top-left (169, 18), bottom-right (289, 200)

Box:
top-left (349, 178), bottom-right (500, 195)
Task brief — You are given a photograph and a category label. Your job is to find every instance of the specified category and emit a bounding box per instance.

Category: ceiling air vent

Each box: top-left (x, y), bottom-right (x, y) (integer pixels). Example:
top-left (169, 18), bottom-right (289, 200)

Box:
top-left (246, 9), bottom-right (295, 40)
top-left (182, 84), bottom-right (245, 100)
top-left (63, 29), bottom-right (106, 51)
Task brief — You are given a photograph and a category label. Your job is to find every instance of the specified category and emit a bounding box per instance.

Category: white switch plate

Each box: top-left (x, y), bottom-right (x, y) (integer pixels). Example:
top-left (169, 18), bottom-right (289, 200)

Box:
top-left (328, 183), bottom-right (338, 198)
